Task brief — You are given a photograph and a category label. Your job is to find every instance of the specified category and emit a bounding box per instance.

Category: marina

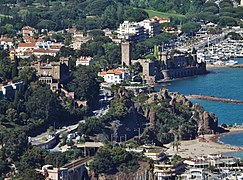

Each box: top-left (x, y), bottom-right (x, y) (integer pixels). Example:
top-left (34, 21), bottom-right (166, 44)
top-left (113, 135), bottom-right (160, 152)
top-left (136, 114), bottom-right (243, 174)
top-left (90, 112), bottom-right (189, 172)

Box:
top-left (197, 39), bottom-right (243, 65)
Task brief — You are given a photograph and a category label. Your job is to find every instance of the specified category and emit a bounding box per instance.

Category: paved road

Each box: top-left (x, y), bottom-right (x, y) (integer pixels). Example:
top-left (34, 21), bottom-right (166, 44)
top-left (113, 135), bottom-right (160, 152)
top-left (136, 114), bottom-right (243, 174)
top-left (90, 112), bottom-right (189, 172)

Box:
top-left (30, 101), bottom-right (109, 149)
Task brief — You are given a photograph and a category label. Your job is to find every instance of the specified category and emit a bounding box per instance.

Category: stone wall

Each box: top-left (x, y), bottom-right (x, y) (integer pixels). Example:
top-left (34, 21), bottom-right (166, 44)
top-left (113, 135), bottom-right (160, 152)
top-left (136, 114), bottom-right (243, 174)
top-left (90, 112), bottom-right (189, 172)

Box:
top-left (162, 65), bottom-right (207, 80)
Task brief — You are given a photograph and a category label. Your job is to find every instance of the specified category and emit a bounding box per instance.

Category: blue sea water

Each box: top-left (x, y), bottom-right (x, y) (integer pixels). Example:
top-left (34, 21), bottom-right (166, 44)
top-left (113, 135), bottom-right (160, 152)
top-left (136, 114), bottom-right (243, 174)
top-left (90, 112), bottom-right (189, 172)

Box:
top-left (219, 132), bottom-right (243, 158)
top-left (155, 58), bottom-right (243, 156)
top-left (219, 132), bottom-right (243, 147)
top-left (222, 151), bottom-right (243, 158)
top-left (155, 58), bottom-right (243, 125)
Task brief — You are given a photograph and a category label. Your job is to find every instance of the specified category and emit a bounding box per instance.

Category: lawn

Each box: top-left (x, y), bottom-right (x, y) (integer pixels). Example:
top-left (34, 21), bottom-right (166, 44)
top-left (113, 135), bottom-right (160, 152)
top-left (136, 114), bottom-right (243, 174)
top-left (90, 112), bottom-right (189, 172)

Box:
top-left (144, 9), bottom-right (186, 19)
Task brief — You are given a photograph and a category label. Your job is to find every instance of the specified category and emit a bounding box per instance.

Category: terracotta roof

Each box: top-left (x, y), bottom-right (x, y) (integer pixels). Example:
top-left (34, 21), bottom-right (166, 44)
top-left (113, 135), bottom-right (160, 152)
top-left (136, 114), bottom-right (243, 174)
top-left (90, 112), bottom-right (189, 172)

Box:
top-left (106, 70), bottom-right (123, 75)
top-left (22, 26), bottom-right (36, 31)
top-left (0, 37), bottom-right (13, 42)
top-left (50, 45), bottom-right (62, 49)
top-left (18, 42), bottom-right (36, 48)
top-left (99, 72), bottom-right (106, 75)
top-left (33, 49), bottom-right (59, 53)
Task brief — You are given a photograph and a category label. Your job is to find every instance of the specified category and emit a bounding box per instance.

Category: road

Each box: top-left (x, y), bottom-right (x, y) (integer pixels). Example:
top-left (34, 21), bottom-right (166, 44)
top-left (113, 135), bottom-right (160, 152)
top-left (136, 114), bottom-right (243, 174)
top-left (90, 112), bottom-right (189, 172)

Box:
top-left (30, 100), bottom-right (110, 149)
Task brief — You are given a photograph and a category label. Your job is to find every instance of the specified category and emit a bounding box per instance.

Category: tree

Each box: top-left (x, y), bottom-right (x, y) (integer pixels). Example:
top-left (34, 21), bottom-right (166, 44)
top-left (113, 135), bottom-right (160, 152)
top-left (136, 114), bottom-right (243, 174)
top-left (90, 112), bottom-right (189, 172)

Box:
top-left (0, 57), bottom-right (12, 80)
top-left (103, 43), bottom-right (121, 67)
top-left (19, 67), bottom-right (37, 85)
top-left (67, 65), bottom-right (100, 107)
top-left (11, 56), bottom-right (19, 79)
top-left (25, 85), bottom-right (66, 130)
top-left (15, 169), bottom-right (44, 180)
top-left (3, 130), bottom-right (28, 161)
top-left (218, 16), bottom-right (237, 27)
top-left (181, 22), bottom-right (201, 35)
top-left (17, 148), bottom-right (47, 172)
top-left (90, 145), bottom-right (138, 175)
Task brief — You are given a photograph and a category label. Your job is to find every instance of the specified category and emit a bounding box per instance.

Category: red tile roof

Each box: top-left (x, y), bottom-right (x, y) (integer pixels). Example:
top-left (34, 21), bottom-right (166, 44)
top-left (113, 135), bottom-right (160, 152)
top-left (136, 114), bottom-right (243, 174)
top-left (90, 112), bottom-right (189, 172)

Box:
top-left (33, 49), bottom-right (59, 53)
top-left (50, 45), bottom-right (62, 49)
top-left (22, 26), bottom-right (36, 31)
top-left (106, 70), bottom-right (123, 75)
top-left (0, 37), bottom-right (13, 42)
top-left (18, 42), bottom-right (36, 48)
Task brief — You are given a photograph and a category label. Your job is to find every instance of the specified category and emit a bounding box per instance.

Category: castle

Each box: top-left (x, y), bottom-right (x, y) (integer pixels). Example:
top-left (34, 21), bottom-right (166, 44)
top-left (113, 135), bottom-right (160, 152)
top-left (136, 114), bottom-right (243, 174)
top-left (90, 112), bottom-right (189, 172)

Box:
top-left (121, 42), bottom-right (207, 84)
top-left (33, 57), bottom-right (69, 91)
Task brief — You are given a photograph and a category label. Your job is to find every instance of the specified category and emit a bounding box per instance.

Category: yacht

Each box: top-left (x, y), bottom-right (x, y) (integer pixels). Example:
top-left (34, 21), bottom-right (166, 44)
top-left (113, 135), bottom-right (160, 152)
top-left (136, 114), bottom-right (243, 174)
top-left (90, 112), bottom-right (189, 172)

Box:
top-left (213, 60), bottom-right (225, 65)
top-left (225, 60), bottom-right (238, 66)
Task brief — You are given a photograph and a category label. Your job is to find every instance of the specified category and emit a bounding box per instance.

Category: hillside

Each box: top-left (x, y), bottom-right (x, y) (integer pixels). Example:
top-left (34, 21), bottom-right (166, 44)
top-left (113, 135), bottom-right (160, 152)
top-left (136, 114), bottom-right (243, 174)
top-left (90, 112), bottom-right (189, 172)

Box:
top-left (144, 9), bottom-right (186, 19)
top-left (78, 88), bottom-right (226, 145)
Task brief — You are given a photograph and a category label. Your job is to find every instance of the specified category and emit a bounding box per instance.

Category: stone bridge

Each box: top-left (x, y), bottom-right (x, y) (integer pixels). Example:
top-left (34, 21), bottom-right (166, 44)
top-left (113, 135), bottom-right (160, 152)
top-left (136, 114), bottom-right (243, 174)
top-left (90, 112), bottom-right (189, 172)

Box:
top-left (62, 157), bottom-right (92, 180)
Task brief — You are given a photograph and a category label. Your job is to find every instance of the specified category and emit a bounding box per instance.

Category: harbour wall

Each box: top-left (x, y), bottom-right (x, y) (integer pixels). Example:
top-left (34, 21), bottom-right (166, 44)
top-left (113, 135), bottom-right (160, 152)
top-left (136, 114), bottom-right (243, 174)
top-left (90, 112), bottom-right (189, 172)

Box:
top-left (162, 65), bottom-right (207, 80)
top-left (186, 95), bottom-right (243, 104)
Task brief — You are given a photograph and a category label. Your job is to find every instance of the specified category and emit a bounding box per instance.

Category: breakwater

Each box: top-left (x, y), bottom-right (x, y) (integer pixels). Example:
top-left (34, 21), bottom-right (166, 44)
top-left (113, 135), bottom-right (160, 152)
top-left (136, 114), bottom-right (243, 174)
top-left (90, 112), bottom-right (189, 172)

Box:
top-left (207, 64), bottom-right (243, 68)
top-left (186, 95), bottom-right (243, 104)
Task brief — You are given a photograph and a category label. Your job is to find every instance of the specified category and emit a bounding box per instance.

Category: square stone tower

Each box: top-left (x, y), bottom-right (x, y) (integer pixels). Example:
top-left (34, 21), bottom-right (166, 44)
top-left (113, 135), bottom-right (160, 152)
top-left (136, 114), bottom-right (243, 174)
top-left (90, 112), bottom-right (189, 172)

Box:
top-left (121, 41), bottom-right (132, 67)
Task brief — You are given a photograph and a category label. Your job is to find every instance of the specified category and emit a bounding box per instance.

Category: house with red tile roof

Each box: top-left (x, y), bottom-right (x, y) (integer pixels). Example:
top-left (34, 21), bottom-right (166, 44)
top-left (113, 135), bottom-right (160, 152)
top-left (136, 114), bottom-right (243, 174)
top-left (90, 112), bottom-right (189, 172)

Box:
top-left (13, 41), bottom-right (63, 59)
top-left (22, 26), bottom-right (38, 37)
top-left (0, 36), bottom-right (13, 49)
top-left (98, 68), bottom-right (128, 84)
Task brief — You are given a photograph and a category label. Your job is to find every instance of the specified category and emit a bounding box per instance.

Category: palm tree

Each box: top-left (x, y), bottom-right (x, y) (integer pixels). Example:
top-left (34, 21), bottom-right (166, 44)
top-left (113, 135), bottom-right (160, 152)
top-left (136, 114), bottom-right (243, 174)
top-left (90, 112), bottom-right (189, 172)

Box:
top-left (172, 133), bottom-right (181, 152)
top-left (172, 139), bottom-right (181, 152)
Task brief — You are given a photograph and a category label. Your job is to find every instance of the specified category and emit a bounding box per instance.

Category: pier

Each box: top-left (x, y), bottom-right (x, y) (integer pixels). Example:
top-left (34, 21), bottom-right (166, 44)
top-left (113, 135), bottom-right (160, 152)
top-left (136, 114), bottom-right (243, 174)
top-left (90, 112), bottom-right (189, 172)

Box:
top-left (206, 64), bottom-right (243, 68)
top-left (186, 95), bottom-right (243, 104)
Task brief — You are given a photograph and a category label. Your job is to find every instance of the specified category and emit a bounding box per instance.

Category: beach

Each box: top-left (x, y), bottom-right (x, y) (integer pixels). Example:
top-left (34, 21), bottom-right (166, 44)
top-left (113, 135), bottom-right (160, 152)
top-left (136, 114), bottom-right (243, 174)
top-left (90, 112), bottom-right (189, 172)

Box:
top-left (165, 127), bottom-right (243, 158)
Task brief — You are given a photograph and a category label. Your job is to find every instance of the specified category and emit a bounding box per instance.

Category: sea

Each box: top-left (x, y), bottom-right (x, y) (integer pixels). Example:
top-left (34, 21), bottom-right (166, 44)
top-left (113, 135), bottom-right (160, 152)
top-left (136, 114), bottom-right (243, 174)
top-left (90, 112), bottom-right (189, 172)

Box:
top-left (155, 58), bottom-right (243, 157)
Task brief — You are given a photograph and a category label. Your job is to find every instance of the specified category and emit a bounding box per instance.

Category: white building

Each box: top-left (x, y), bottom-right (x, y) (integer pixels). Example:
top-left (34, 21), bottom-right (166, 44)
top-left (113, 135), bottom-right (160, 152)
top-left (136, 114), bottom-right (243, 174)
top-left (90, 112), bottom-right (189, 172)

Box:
top-left (117, 21), bottom-right (145, 42)
top-left (14, 41), bottom-right (63, 59)
top-left (144, 149), bottom-right (166, 161)
top-left (38, 165), bottom-right (68, 180)
top-left (98, 68), bottom-right (128, 84)
top-left (0, 36), bottom-right (13, 49)
top-left (139, 19), bottom-right (160, 38)
top-left (117, 19), bottom-right (160, 42)
top-left (76, 56), bottom-right (94, 66)
top-left (154, 162), bottom-right (185, 179)
top-left (22, 26), bottom-right (37, 37)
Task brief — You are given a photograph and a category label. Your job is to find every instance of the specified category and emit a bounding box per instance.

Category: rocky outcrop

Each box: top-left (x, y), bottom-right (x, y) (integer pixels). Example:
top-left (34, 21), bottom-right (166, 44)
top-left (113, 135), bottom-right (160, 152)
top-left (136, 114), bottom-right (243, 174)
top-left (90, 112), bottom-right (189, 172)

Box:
top-left (193, 103), bottom-right (219, 135)
top-left (134, 88), bottom-right (222, 137)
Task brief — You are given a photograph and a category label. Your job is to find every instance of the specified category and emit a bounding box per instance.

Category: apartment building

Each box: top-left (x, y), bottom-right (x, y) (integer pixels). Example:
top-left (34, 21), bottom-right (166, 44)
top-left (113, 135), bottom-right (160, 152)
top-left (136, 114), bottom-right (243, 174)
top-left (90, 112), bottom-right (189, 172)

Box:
top-left (117, 19), bottom-right (160, 42)
top-left (139, 19), bottom-right (161, 38)
top-left (117, 21), bottom-right (145, 42)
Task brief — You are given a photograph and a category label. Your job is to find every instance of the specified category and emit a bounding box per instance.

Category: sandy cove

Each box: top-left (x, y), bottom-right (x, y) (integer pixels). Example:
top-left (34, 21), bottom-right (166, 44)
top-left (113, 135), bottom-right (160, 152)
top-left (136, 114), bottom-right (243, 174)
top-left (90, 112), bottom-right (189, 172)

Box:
top-left (165, 127), bottom-right (243, 158)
